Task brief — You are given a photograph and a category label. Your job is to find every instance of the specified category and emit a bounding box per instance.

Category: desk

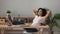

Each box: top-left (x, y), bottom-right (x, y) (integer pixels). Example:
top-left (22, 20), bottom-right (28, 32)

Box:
top-left (0, 25), bottom-right (49, 34)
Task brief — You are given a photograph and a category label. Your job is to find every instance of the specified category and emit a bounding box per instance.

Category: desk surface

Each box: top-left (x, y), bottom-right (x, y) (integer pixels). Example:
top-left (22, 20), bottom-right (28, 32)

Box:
top-left (0, 25), bottom-right (49, 30)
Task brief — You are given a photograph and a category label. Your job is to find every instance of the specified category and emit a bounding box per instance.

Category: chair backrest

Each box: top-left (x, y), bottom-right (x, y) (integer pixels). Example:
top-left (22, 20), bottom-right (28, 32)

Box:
top-left (0, 19), bottom-right (5, 24)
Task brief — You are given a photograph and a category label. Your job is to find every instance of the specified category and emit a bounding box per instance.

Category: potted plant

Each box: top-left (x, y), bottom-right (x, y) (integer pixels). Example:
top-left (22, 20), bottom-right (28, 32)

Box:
top-left (46, 13), bottom-right (60, 34)
top-left (6, 10), bottom-right (12, 26)
top-left (6, 10), bottom-right (11, 15)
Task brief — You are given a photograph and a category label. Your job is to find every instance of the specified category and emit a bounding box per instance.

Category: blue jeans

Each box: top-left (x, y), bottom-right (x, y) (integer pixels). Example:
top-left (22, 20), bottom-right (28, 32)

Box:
top-left (12, 21), bottom-right (24, 25)
top-left (40, 23), bottom-right (46, 26)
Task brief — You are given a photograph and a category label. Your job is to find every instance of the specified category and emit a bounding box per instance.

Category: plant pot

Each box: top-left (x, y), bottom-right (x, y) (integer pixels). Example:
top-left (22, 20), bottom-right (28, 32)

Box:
top-left (7, 13), bottom-right (10, 15)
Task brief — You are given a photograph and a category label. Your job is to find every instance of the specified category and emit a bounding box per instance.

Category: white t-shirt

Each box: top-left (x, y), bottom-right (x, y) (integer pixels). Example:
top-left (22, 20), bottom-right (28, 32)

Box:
top-left (31, 15), bottom-right (45, 26)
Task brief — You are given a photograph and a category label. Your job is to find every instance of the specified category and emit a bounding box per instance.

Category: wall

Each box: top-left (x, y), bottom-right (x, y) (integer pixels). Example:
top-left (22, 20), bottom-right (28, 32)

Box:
top-left (32, 0), bottom-right (60, 14)
top-left (0, 0), bottom-right (33, 16)
top-left (0, 0), bottom-right (60, 16)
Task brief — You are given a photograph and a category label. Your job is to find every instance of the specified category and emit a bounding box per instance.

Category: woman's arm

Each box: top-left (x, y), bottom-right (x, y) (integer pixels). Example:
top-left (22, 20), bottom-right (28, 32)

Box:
top-left (44, 10), bottom-right (51, 19)
top-left (32, 9), bottom-right (37, 16)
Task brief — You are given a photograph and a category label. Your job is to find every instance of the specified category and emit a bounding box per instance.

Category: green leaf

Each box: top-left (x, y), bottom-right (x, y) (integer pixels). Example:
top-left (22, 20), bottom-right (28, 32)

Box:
top-left (55, 22), bottom-right (60, 28)
top-left (6, 10), bottom-right (11, 13)
top-left (54, 14), bottom-right (60, 19)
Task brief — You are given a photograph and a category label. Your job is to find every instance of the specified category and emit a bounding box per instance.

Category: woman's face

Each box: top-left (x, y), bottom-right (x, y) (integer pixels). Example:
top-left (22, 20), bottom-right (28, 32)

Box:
top-left (38, 9), bottom-right (42, 16)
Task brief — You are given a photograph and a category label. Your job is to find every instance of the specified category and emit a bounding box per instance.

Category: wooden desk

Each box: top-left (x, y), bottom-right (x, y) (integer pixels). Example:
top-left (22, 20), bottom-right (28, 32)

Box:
top-left (0, 25), bottom-right (49, 34)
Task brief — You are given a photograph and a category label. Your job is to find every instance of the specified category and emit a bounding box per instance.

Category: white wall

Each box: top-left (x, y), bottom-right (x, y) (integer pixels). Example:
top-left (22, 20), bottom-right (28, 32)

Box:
top-left (0, 0), bottom-right (60, 16)
top-left (32, 0), bottom-right (60, 14)
top-left (0, 0), bottom-right (33, 16)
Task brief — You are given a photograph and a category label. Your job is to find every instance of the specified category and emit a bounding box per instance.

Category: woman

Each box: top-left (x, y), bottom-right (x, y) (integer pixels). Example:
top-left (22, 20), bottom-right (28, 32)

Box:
top-left (24, 8), bottom-right (51, 34)
top-left (31, 8), bottom-right (51, 26)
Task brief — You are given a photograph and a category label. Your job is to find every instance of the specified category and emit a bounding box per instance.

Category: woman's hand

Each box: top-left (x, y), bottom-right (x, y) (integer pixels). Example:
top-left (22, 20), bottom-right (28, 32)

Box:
top-left (32, 9), bottom-right (37, 16)
top-left (44, 10), bottom-right (51, 19)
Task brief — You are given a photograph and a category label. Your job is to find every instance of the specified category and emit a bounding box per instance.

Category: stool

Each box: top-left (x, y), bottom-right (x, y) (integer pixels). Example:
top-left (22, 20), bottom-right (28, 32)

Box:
top-left (24, 28), bottom-right (39, 34)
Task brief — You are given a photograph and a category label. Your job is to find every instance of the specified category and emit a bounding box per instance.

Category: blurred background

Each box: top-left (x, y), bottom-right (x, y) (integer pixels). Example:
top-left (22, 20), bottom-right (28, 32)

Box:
top-left (0, 0), bottom-right (60, 34)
